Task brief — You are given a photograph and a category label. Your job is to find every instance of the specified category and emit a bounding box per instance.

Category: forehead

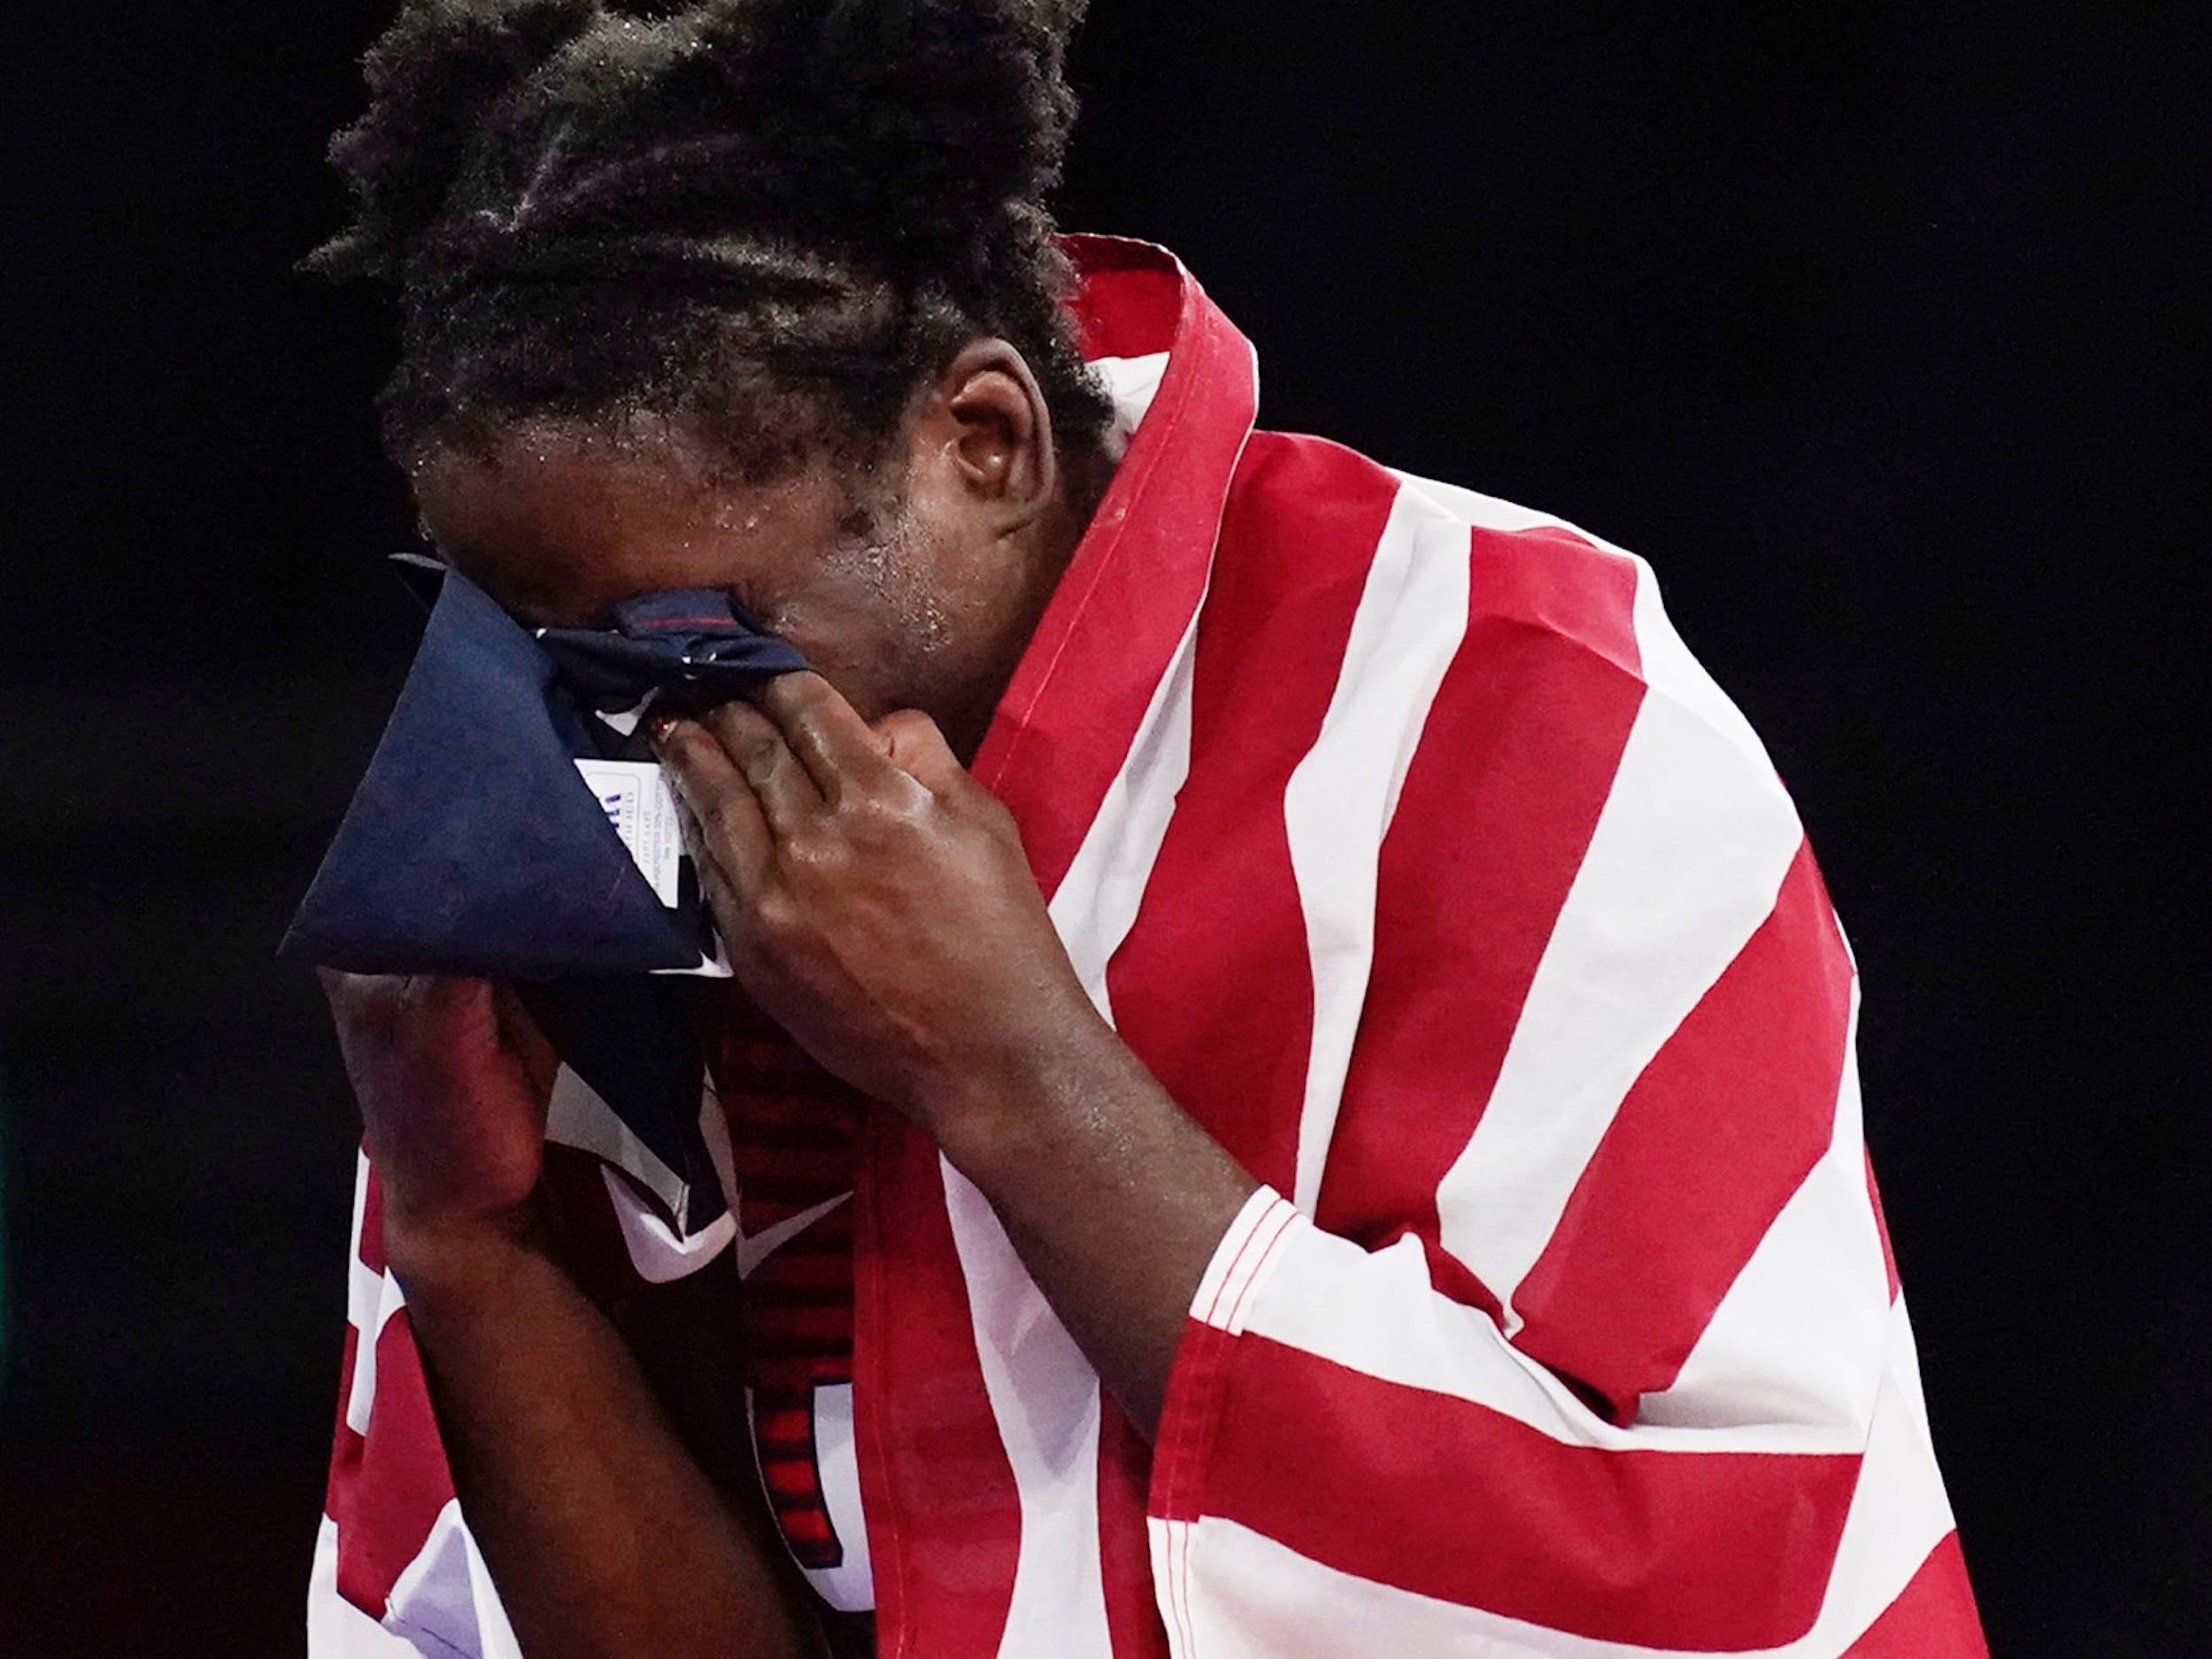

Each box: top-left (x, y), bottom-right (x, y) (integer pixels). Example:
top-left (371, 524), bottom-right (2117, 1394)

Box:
top-left (410, 424), bottom-right (853, 629)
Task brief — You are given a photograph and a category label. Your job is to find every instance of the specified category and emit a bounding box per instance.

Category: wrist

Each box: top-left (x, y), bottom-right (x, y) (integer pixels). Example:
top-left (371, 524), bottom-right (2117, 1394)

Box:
top-left (382, 1195), bottom-right (547, 1304)
top-left (916, 1001), bottom-right (1133, 1179)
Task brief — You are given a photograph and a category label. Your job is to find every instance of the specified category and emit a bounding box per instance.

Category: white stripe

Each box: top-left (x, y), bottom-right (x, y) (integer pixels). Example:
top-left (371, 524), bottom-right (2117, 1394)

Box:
top-left (1048, 598), bottom-right (1205, 1024)
top-left (1237, 1200), bottom-right (1860, 1457)
top-left (803, 1382), bottom-right (877, 1613)
top-left (343, 1149), bottom-right (388, 1436)
top-left (1155, 1303), bottom-right (1952, 1658)
top-left (1641, 985), bottom-right (1891, 1437)
top-left (309, 1516), bottom-right (422, 1658)
top-left (1791, 1301), bottom-right (1957, 1656)
top-left (942, 1166), bottom-right (1112, 1659)
top-left (1092, 351), bottom-right (1174, 441)
top-left (735, 1191), bottom-right (851, 1281)
top-left (1152, 1516), bottom-right (1201, 1659)
top-left (1436, 553), bottom-right (1802, 1333)
top-left (344, 1269), bottom-right (407, 1439)
top-left (455, 1519), bottom-right (524, 1659)
top-left (346, 1152), bottom-right (382, 1335)
top-left (1281, 480), bottom-right (1471, 1212)
top-left (376, 1500), bottom-right (522, 1659)
top-left (1390, 474), bottom-right (1572, 536)
top-left (941, 568), bottom-right (1208, 1659)
top-left (699, 1072), bottom-right (739, 1210)
top-left (1188, 1187), bottom-right (1297, 1335)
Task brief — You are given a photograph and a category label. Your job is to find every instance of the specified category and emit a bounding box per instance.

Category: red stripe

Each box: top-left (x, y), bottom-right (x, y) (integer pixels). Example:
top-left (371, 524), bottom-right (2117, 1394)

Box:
top-left (334, 1310), bottom-right (458, 1619)
top-left (1149, 1321), bottom-right (1241, 1527)
top-left (1512, 843), bottom-right (1855, 1416)
top-left (1106, 434), bottom-right (1400, 1194)
top-left (323, 1322), bottom-right (363, 1527)
top-left (1096, 1401), bottom-right (1171, 1659)
top-left (1060, 235), bottom-right (1186, 360)
top-left (752, 1406), bottom-right (813, 1443)
top-left (1841, 1532), bottom-right (1990, 1657)
top-left (734, 1158), bottom-right (859, 1201)
top-left (776, 1508), bottom-right (837, 1550)
top-left (973, 243), bottom-right (1257, 901)
top-left (1198, 1336), bottom-right (1857, 1651)
top-left (852, 1114), bottom-right (1022, 1656)
top-left (1316, 522), bottom-right (1646, 1319)
top-left (1866, 1152), bottom-right (1903, 1302)
top-left (762, 1458), bottom-right (831, 1500)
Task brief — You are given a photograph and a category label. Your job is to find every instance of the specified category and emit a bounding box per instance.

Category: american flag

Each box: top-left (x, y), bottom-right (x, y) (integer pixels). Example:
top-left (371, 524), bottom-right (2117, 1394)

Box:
top-left (312, 236), bottom-right (1987, 1658)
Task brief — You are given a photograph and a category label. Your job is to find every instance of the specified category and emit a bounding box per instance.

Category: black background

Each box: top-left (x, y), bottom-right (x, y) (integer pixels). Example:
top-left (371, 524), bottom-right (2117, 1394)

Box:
top-left (3, 4), bottom-right (2206, 1654)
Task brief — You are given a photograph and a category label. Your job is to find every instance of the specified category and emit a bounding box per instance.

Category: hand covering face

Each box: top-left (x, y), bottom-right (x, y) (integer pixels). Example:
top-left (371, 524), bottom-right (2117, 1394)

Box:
top-left (286, 567), bottom-right (808, 1234)
top-left (285, 569), bottom-right (805, 979)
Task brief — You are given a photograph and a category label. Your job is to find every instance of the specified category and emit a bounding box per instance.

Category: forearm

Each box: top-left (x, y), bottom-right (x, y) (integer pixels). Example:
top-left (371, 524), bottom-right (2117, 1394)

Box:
top-left (923, 1015), bottom-right (1259, 1436)
top-left (389, 1215), bottom-right (827, 1659)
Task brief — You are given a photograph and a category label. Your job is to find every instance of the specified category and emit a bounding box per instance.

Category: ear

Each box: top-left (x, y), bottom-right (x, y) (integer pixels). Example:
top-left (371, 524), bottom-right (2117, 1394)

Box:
top-left (907, 337), bottom-right (1058, 536)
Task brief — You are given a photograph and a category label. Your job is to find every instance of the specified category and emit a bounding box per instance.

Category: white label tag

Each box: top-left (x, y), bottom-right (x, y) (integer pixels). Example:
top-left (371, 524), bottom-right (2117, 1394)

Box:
top-left (574, 760), bottom-right (685, 908)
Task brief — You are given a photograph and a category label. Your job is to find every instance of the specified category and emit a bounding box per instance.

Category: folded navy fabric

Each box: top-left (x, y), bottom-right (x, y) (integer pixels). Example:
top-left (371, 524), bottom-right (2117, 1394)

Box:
top-left (538, 586), bottom-right (808, 711)
top-left (285, 568), bottom-right (806, 1233)
top-left (284, 570), bottom-right (803, 979)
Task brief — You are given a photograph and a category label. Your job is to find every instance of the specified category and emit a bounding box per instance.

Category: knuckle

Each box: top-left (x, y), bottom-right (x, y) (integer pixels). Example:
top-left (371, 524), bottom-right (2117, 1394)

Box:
top-left (750, 885), bottom-right (804, 943)
top-left (841, 785), bottom-right (907, 830)
top-left (781, 822), bottom-right (847, 872)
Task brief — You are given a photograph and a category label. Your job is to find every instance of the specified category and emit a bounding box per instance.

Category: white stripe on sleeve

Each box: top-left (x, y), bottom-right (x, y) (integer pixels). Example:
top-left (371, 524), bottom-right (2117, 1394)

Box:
top-left (1231, 1192), bottom-right (1861, 1457)
top-left (1152, 1299), bottom-right (1952, 1659)
top-left (1281, 479), bottom-right (1471, 1212)
top-left (1435, 554), bottom-right (1803, 1334)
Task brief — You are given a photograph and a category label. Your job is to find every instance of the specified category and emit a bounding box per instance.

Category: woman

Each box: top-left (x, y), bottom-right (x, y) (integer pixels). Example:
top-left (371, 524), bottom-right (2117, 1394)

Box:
top-left (311, 4), bottom-right (1987, 1657)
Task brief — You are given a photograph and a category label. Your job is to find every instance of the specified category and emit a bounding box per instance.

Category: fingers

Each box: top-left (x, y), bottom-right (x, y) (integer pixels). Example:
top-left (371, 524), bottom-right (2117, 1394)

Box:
top-left (653, 712), bottom-right (775, 892)
top-left (751, 672), bottom-right (900, 799)
top-left (699, 699), bottom-right (821, 839)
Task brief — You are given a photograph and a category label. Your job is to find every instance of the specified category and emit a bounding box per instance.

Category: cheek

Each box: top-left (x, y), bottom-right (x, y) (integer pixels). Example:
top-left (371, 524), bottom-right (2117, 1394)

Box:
top-left (816, 517), bottom-right (967, 660)
top-left (753, 503), bottom-right (999, 721)
top-left (757, 591), bottom-right (916, 723)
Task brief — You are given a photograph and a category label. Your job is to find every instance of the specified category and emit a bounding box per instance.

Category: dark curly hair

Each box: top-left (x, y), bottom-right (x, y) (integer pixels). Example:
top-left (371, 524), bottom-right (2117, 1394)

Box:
top-left (312, 0), bottom-right (1113, 482)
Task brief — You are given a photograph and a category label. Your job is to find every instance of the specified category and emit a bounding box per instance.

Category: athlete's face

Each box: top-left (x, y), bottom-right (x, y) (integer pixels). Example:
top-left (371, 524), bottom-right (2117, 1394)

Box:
top-left (408, 340), bottom-right (1082, 760)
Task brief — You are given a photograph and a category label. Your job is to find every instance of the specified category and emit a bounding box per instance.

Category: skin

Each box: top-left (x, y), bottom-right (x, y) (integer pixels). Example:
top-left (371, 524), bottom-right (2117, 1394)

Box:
top-left (324, 339), bottom-right (1259, 1659)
